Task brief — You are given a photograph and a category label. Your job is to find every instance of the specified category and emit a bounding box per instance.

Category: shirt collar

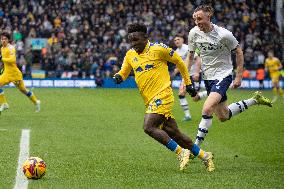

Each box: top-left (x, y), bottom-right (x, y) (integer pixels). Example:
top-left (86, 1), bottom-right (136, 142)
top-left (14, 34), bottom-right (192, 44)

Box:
top-left (140, 40), bottom-right (150, 54)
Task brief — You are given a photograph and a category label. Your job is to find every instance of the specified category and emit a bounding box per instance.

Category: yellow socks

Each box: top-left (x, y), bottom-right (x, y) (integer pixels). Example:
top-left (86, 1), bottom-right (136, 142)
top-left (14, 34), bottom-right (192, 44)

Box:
top-left (26, 91), bottom-right (39, 104)
top-left (0, 90), bottom-right (7, 104)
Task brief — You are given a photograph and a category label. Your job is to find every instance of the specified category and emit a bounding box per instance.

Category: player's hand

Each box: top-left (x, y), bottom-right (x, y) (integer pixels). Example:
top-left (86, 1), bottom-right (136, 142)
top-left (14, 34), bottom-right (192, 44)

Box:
top-left (232, 77), bottom-right (242, 89)
top-left (113, 74), bottom-right (123, 84)
top-left (186, 85), bottom-right (197, 97)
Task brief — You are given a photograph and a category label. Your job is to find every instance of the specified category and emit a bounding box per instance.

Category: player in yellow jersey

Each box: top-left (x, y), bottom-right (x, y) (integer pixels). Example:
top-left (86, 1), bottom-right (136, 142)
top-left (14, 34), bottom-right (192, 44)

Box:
top-left (265, 50), bottom-right (284, 101)
top-left (0, 31), bottom-right (40, 113)
top-left (113, 23), bottom-right (214, 171)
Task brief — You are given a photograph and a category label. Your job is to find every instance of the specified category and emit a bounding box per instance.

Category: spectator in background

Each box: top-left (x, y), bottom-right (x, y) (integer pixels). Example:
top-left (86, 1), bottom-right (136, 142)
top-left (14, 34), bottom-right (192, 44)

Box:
top-left (47, 33), bottom-right (58, 46)
top-left (242, 68), bottom-right (251, 79)
top-left (0, 0), bottom-right (281, 80)
top-left (256, 64), bottom-right (265, 90)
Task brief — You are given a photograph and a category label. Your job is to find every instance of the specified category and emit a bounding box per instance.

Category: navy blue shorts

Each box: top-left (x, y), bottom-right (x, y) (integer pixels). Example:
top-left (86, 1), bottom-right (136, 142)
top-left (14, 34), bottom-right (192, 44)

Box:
top-left (204, 75), bottom-right (233, 103)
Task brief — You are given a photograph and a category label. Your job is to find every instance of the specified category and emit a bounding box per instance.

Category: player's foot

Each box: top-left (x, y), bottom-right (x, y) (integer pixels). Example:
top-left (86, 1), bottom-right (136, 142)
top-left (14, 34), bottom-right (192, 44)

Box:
top-left (0, 103), bottom-right (9, 112)
top-left (252, 91), bottom-right (272, 107)
top-left (177, 149), bottom-right (190, 171)
top-left (203, 152), bottom-right (215, 172)
top-left (182, 116), bottom-right (191, 121)
top-left (35, 100), bottom-right (41, 112)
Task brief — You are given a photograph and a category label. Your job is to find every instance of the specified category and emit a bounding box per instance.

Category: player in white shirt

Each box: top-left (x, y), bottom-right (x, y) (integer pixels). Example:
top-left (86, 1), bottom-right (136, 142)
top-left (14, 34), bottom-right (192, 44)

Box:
top-left (187, 5), bottom-right (272, 147)
top-left (173, 34), bottom-right (207, 121)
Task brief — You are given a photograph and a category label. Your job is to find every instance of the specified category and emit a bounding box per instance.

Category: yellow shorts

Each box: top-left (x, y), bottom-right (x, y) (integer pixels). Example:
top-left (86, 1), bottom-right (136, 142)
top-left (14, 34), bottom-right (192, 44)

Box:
top-left (145, 87), bottom-right (174, 119)
top-left (0, 73), bottom-right (23, 86)
top-left (270, 72), bottom-right (280, 83)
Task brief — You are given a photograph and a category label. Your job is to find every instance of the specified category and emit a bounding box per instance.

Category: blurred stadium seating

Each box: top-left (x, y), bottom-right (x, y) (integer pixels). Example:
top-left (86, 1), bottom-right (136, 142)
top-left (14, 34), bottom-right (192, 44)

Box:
top-left (0, 0), bottom-right (283, 81)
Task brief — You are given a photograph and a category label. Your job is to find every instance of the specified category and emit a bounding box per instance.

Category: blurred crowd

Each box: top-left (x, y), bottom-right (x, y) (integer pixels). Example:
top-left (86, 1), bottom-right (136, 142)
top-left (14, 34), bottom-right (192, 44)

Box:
top-left (0, 0), bottom-right (283, 82)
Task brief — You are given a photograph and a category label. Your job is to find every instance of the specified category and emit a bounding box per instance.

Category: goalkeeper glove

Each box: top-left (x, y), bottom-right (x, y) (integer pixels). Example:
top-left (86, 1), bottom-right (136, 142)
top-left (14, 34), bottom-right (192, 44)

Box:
top-left (186, 85), bottom-right (197, 97)
top-left (113, 74), bottom-right (123, 84)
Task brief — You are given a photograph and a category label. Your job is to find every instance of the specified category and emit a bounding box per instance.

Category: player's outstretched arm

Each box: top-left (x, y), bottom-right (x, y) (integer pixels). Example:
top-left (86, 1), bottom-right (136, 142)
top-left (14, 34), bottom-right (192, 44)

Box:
top-left (113, 56), bottom-right (132, 84)
top-left (232, 46), bottom-right (244, 89)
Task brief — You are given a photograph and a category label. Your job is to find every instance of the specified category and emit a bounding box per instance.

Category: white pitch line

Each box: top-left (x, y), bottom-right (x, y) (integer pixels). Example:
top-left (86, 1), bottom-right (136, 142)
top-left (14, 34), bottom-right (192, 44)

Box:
top-left (13, 129), bottom-right (30, 189)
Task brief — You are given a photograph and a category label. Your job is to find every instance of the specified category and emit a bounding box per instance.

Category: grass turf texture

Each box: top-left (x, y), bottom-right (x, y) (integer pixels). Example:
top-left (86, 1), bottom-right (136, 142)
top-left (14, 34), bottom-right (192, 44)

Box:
top-left (0, 88), bottom-right (283, 189)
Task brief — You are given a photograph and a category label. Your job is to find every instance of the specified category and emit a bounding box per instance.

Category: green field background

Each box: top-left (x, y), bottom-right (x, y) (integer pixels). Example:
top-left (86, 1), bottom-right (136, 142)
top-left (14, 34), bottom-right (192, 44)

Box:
top-left (0, 88), bottom-right (283, 189)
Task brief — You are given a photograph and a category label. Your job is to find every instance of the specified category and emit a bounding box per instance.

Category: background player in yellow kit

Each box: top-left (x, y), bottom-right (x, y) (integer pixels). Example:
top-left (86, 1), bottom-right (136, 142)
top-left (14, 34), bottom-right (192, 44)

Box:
top-left (113, 23), bottom-right (214, 171)
top-left (0, 31), bottom-right (40, 113)
top-left (265, 50), bottom-right (283, 101)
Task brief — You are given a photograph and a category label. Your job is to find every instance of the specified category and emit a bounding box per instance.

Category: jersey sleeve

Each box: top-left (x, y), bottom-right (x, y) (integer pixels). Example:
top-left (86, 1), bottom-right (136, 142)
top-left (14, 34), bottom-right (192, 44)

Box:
top-left (188, 29), bottom-right (196, 52)
top-left (160, 45), bottom-right (192, 85)
top-left (2, 46), bottom-right (16, 64)
top-left (117, 55), bottom-right (132, 80)
top-left (223, 30), bottom-right (239, 51)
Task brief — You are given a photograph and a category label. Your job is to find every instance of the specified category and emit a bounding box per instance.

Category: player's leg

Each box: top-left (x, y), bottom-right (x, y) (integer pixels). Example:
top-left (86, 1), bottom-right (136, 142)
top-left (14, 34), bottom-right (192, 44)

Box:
top-left (162, 118), bottom-right (214, 172)
top-left (226, 91), bottom-right (272, 119)
top-left (0, 77), bottom-right (9, 112)
top-left (144, 87), bottom-right (203, 170)
top-left (192, 90), bottom-right (208, 102)
top-left (194, 92), bottom-right (221, 146)
top-left (275, 76), bottom-right (284, 97)
top-left (0, 88), bottom-right (9, 112)
top-left (271, 75), bottom-right (280, 102)
top-left (194, 75), bottom-right (232, 146)
top-left (178, 80), bottom-right (191, 121)
top-left (143, 113), bottom-right (191, 170)
top-left (259, 80), bottom-right (264, 90)
top-left (14, 80), bottom-right (41, 112)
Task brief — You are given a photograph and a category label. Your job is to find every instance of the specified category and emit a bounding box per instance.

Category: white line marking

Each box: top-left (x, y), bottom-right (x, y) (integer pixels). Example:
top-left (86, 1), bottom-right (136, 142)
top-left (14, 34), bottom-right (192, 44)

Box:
top-left (0, 128), bottom-right (7, 131)
top-left (13, 129), bottom-right (30, 189)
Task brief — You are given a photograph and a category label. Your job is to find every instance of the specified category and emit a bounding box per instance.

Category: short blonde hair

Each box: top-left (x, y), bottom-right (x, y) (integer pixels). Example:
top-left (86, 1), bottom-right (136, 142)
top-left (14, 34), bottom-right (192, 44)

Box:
top-left (194, 4), bottom-right (214, 18)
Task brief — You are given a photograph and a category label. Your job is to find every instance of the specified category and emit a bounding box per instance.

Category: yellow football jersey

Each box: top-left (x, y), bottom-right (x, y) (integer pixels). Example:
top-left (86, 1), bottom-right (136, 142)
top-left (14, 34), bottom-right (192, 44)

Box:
top-left (118, 41), bottom-right (191, 104)
top-left (265, 57), bottom-right (281, 75)
top-left (1, 44), bottom-right (22, 81)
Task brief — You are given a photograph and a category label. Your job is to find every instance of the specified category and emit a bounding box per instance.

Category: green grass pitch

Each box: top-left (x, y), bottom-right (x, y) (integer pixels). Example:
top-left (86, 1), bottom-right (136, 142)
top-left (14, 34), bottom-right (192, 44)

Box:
top-left (0, 88), bottom-right (283, 189)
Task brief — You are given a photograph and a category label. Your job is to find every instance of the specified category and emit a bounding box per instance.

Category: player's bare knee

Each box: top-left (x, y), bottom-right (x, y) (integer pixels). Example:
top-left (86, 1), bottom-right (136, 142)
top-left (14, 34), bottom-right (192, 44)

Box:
top-left (178, 91), bottom-right (186, 96)
top-left (202, 106), bottom-right (213, 116)
top-left (143, 124), bottom-right (154, 135)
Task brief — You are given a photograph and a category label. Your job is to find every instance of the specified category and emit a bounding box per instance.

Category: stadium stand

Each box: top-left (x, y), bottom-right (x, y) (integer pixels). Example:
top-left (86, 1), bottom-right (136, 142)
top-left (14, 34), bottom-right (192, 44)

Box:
top-left (0, 0), bottom-right (283, 81)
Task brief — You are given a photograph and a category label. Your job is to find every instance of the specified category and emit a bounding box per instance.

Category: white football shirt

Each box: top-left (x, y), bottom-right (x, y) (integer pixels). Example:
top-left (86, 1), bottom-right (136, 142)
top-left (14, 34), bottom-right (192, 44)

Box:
top-left (175, 44), bottom-right (198, 76)
top-left (188, 24), bottom-right (238, 80)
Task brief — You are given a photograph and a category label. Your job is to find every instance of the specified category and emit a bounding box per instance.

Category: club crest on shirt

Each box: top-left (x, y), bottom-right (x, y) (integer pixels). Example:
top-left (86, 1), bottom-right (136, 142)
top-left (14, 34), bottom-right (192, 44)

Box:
top-left (155, 99), bottom-right (162, 107)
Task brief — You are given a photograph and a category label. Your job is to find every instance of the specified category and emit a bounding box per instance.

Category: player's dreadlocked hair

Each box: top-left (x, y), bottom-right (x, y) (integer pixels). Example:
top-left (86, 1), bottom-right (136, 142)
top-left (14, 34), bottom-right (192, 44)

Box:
top-left (194, 4), bottom-right (214, 18)
top-left (127, 23), bottom-right (147, 34)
